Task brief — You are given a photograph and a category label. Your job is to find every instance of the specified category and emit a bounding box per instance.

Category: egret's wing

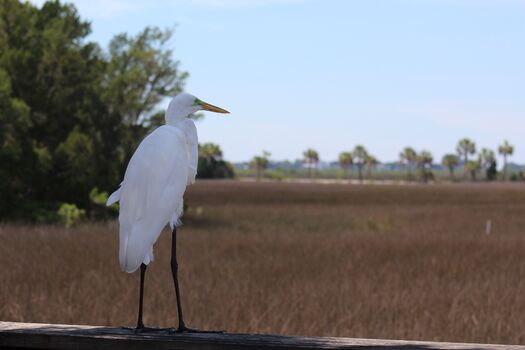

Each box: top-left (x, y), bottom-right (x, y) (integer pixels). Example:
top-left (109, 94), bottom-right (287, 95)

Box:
top-left (185, 120), bottom-right (199, 185)
top-left (177, 119), bottom-right (198, 185)
top-left (118, 126), bottom-right (189, 273)
top-left (106, 185), bottom-right (122, 206)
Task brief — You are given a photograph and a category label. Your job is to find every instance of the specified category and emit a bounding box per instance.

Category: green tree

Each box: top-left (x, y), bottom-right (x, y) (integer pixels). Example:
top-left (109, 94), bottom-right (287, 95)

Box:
top-left (303, 148), bottom-right (319, 178)
top-left (364, 154), bottom-right (379, 179)
top-left (456, 138), bottom-right (476, 179)
top-left (104, 26), bottom-right (188, 174)
top-left (399, 147), bottom-right (417, 180)
top-left (251, 151), bottom-right (271, 181)
top-left (417, 150), bottom-right (433, 183)
top-left (353, 145), bottom-right (368, 182)
top-left (54, 127), bottom-right (96, 203)
top-left (0, 1), bottom-right (191, 220)
top-left (498, 140), bottom-right (514, 180)
top-left (456, 138), bottom-right (477, 164)
top-left (0, 0), bottom-right (103, 217)
top-left (479, 148), bottom-right (496, 181)
top-left (0, 68), bottom-right (31, 218)
top-left (199, 143), bottom-right (223, 160)
top-left (57, 203), bottom-right (85, 227)
top-left (197, 143), bottom-right (233, 179)
top-left (441, 154), bottom-right (459, 181)
top-left (338, 151), bottom-right (353, 178)
top-left (486, 159), bottom-right (497, 181)
top-left (465, 160), bottom-right (480, 181)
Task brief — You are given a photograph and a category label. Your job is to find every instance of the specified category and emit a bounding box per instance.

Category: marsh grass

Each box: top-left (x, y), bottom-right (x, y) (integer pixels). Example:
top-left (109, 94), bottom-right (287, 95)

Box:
top-left (1, 181), bottom-right (525, 344)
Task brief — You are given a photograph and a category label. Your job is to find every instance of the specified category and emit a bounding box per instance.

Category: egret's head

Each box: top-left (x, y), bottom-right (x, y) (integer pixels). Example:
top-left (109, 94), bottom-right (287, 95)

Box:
top-left (165, 92), bottom-right (229, 124)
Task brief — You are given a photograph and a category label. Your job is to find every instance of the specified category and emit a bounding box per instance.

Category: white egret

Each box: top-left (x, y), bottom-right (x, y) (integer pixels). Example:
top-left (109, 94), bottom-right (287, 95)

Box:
top-left (107, 92), bottom-right (229, 333)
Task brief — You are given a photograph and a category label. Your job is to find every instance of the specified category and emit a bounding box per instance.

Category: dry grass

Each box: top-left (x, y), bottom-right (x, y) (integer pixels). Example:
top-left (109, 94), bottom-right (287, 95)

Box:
top-left (1, 181), bottom-right (525, 344)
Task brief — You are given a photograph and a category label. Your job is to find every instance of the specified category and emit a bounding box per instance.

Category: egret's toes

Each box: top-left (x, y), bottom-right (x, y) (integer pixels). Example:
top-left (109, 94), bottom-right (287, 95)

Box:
top-left (133, 326), bottom-right (168, 334)
top-left (175, 325), bottom-right (224, 334)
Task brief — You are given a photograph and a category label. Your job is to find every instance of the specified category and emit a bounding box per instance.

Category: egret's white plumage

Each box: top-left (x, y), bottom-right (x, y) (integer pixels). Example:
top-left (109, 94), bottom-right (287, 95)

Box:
top-left (107, 92), bottom-right (228, 273)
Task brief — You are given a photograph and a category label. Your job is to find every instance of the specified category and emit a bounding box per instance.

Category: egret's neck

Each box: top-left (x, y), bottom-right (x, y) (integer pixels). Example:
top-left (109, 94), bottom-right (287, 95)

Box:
top-left (172, 118), bottom-right (197, 144)
top-left (165, 108), bottom-right (191, 126)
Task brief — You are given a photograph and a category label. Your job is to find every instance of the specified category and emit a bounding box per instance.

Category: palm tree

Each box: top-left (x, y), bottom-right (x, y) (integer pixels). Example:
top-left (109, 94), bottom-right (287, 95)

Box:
top-left (465, 159), bottom-right (480, 181)
top-left (198, 143), bottom-right (223, 163)
top-left (441, 154), bottom-right (459, 180)
top-left (353, 145), bottom-right (368, 182)
top-left (399, 147), bottom-right (417, 180)
top-left (498, 140), bottom-right (514, 180)
top-left (365, 155), bottom-right (379, 179)
top-left (456, 138), bottom-right (476, 178)
top-left (417, 150), bottom-right (433, 183)
top-left (338, 151), bottom-right (353, 179)
top-left (303, 148), bottom-right (319, 178)
top-left (250, 151), bottom-right (271, 181)
top-left (479, 148), bottom-right (496, 180)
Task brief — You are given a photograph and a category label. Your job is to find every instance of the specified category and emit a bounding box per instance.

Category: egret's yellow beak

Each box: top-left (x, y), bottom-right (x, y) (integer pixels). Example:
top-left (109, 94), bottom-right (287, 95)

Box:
top-left (200, 100), bottom-right (229, 114)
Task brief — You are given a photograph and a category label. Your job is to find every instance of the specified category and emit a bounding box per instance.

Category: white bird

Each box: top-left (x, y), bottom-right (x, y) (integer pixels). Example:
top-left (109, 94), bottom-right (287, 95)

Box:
top-left (107, 92), bottom-right (229, 333)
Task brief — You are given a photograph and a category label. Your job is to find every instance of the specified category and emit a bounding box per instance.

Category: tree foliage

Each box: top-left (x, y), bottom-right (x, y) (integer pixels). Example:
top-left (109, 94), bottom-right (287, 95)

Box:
top-left (251, 151), bottom-right (271, 181)
top-left (464, 160), bottom-right (480, 181)
top-left (399, 146), bottom-right (417, 179)
top-left (498, 140), bottom-right (514, 180)
top-left (456, 138), bottom-right (476, 164)
top-left (0, 0), bottom-right (194, 220)
top-left (338, 152), bottom-right (353, 168)
top-left (442, 154), bottom-right (459, 180)
top-left (338, 151), bottom-right (353, 178)
top-left (352, 145), bottom-right (368, 181)
top-left (364, 154), bottom-right (378, 178)
top-left (303, 148), bottom-right (319, 164)
top-left (197, 143), bottom-right (234, 179)
top-left (417, 150), bottom-right (433, 183)
top-left (479, 148), bottom-right (497, 181)
top-left (303, 148), bottom-right (319, 178)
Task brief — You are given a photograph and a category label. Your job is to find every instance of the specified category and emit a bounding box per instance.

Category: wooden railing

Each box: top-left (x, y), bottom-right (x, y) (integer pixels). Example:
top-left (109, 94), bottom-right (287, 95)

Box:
top-left (1, 321), bottom-right (523, 350)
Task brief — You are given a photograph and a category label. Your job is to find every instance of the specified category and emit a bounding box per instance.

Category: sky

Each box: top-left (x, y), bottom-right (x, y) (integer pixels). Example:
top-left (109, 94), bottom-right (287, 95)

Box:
top-left (30, 0), bottom-right (525, 164)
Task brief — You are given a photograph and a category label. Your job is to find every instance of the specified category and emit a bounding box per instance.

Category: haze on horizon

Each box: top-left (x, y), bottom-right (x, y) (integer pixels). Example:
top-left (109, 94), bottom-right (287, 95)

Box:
top-left (30, 0), bottom-right (525, 164)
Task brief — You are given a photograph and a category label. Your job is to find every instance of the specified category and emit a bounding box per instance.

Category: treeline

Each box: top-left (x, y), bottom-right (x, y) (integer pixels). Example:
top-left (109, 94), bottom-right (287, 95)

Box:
top-left (248, 138), bottom-right (518, 182)
top-left (0, 1), bottom-right (232, 222)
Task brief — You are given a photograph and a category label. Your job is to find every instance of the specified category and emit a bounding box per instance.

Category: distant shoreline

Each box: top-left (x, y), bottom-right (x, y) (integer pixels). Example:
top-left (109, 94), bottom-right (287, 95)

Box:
top-left (201, 177), bottom-right (525, 188)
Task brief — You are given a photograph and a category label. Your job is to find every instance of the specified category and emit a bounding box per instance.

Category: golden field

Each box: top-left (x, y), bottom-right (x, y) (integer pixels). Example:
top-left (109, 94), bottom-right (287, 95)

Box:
top-left (1, 180), bottom-right (525, 344)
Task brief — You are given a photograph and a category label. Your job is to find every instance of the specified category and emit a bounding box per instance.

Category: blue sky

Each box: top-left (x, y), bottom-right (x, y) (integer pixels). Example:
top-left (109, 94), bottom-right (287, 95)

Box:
top-left (31, 0), bottom-right (525, 164)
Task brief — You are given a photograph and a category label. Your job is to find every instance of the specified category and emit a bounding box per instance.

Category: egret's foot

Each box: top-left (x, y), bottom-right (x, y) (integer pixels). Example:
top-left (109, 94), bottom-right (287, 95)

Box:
top-left (119, 325), bottom-right (150, 333)
top-left (172, 325), bottom-right (224, 334)
top-left (133, 326), bottom-right (169, 334)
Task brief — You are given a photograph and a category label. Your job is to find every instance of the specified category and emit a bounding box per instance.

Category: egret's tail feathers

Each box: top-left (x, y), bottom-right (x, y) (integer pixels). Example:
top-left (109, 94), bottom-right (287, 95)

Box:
top-left (119, 235), bottom-right (145, 273)
top-left (142, 249), bottom-right (154, 265)
top-left (119, 251), bottom-right (153, 273)
top-left (107, 187), bottom-right (122, 206)
top-left (169, 218), bottom-right (183, 230)
top-left (118, 234), bottom-right (131, 272)
top-left (169, 199), bottom-right (184, 229)
top-left (119, 223), bottom-right (159, 273)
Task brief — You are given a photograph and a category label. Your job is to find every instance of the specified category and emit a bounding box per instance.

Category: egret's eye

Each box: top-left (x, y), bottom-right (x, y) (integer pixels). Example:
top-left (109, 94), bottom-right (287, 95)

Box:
top-left (192, 98), bottom-right (202, 107)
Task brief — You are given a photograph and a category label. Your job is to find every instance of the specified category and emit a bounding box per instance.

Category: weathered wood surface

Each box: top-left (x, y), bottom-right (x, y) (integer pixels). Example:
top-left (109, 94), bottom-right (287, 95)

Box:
top-left (0, 321), bottom-right (523, 350)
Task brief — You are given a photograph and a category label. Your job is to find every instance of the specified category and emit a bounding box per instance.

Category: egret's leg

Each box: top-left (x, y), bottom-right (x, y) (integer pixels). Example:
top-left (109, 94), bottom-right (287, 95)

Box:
top-left (136, 263), bottom-right (147, 330)
top-left (170, 226), bottom-right (224, 334)
top-left (131, 264), bottom-right (165, 333)
top-left (170, 226), bottom-right (187, 331)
